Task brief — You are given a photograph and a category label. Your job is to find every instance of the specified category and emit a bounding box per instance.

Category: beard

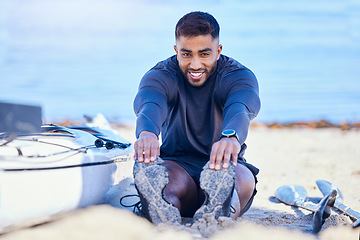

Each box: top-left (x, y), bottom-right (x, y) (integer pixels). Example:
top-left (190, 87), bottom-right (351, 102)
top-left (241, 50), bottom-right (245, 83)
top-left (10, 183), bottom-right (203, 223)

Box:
top-left (181, 61), bottom-right (218, 87)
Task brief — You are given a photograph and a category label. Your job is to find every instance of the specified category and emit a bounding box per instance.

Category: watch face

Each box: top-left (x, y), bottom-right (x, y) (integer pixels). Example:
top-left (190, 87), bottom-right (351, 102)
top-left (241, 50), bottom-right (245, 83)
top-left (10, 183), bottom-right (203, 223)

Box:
top-left (222, 129), bottom-right (235, 136)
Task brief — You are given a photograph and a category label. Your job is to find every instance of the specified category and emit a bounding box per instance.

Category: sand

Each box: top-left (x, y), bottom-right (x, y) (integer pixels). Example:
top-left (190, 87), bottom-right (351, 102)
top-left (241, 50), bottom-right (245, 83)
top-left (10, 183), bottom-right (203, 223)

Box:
top-left (1, 126), bottom-right (360, 239)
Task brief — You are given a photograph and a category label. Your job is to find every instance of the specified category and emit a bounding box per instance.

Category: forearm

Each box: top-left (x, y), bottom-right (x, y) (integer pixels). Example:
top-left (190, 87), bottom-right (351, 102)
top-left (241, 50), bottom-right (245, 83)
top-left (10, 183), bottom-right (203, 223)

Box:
top-left (223, 102), bottom-right (255, 144)
top-left (221, 70), bottom-right (260, 144)
top-left (135, 104), bottom-right (163, 138)
top-left (134, 88), bottom-right (168, 138)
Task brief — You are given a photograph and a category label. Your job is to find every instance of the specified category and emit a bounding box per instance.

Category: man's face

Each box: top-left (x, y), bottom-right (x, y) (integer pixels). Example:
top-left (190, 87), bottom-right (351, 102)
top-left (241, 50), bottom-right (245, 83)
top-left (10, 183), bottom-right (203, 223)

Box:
top-left (174, 34), bottom-right (222, 87)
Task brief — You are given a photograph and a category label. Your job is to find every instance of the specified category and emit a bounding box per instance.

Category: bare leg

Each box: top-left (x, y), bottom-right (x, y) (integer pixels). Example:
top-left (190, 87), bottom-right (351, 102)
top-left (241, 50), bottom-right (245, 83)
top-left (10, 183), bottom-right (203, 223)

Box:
top-left (163, 160), bottom-right (200, 217)
top-left (231, 164), bottom-right (256, 219)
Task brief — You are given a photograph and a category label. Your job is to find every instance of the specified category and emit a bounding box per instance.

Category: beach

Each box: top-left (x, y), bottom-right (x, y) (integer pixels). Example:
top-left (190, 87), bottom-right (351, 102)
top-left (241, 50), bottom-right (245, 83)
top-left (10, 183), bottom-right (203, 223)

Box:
top-left (1, 1), bottom-right (359, 238)
top-left (1, 125), bottom-right (359, 239)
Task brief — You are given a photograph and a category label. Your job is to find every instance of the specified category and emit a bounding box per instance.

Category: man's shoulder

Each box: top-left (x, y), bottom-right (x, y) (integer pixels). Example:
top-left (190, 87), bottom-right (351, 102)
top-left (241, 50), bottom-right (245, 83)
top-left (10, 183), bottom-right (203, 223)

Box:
top-left (217, 55), bottom-right (256, 80)
top-left (140, 56), bottom-right (179, 93)
top-left (218, 55), bottom-right (249, 73)
top-left (150, 55), bottom-right (179, 76)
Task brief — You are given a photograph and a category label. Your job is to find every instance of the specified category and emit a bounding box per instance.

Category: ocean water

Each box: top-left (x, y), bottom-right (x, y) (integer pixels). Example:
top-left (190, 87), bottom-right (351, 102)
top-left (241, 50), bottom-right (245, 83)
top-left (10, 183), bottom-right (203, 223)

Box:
top-left (0, 0), bottom-right (359, 124)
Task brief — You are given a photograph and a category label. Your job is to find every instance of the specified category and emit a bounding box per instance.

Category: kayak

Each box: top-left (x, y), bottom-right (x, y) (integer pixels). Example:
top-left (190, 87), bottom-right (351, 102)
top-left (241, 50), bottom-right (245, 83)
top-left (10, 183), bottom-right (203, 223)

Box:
top-left (0, 122), bottom-right (134, 233)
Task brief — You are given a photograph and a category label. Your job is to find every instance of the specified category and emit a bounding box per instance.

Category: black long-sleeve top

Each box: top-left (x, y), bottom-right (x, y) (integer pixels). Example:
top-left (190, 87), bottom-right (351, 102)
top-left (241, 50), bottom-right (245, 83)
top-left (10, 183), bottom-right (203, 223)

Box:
top-left (134, 54), bottom-right (260, 164)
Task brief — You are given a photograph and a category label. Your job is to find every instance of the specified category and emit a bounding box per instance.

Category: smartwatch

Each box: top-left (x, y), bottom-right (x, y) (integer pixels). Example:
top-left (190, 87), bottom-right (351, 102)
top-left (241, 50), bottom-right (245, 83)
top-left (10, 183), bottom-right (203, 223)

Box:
top-left (221, 129), bottom-right (240, 142)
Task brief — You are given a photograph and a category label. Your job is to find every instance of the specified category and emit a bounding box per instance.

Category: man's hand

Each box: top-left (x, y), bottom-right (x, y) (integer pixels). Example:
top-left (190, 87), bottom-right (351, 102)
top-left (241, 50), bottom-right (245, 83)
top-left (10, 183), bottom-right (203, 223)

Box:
top-left (209, 137), bottom-right (241, 170)
top-left (134, 131), bottom-right (160, 163)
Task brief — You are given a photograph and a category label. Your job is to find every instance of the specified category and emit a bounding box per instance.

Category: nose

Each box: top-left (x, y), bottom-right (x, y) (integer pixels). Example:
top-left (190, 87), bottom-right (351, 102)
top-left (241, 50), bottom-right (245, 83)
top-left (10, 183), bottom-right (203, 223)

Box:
top-left (189, 56), bottom-right (202, 70)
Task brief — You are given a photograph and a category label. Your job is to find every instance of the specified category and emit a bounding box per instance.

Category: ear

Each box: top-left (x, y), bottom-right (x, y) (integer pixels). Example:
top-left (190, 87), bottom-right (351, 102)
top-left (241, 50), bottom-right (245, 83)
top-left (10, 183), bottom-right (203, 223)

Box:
top-left (216, 44), bottom-right (222, 60)
top-left (174, 45), bottom-right (178, 55)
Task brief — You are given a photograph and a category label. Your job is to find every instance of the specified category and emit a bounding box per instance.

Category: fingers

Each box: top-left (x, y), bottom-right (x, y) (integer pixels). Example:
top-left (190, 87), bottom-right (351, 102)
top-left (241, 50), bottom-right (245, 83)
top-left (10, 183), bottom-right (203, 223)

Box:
top-left (135, 141), bottom-right (159, 163)
top-left (210, 138), bottom-right (240, 171)
top-left (134, 142), bottom-right (139, 161)
top-left (209, 143), bottom-right (218, 169)
top-left (143, 142), bottom-right (159, 163)
top-left (231, 152), bottom-right (238, 167)
top-left (134, 131), bottom-right (160, 163)
top-left (222, 147), bottom-right (232, 169)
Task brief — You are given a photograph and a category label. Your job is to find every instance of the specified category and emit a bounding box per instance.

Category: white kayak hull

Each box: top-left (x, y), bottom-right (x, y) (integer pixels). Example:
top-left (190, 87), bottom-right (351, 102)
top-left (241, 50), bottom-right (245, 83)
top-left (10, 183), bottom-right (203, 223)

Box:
top-left (0, 125), bottom-right (134, 232)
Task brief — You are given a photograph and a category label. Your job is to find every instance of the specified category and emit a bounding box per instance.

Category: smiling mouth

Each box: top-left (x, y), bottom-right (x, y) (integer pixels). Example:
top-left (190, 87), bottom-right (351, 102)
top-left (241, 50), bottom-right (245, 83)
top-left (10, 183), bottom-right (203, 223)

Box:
top-left (188, 71), bottom-right (204, 80)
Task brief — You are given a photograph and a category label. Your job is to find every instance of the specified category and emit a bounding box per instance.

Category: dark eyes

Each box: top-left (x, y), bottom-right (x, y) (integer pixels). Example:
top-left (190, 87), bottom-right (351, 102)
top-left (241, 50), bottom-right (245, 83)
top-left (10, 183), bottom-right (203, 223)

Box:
top-left (181, 52), bottom-right (210, 57)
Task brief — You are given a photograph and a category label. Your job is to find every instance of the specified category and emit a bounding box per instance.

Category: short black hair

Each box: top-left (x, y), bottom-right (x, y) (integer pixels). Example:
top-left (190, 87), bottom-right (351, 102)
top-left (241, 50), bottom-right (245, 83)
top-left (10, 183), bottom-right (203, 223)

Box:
top-left (175, 11), bottom-right (220, 39)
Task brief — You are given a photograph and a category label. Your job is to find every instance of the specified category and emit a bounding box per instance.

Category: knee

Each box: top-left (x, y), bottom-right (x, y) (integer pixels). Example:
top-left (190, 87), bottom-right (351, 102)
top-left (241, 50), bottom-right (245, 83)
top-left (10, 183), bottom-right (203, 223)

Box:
top-left (163, 161), bottom-right (198, 215)
top-left (234, 165), bottom-right (256, 206)
top-left (236, 165), bottom-right (255, 187)
top-left (164, 188), bottom-right (181, 210)
top-left (239, 175), bottom-right (255, 196)
top-left (163, 174), bottom-right (187, 210)
top-left (164, 174), bottom-right (196, 206)
top-left (164, 179), bottom-right (198, 217)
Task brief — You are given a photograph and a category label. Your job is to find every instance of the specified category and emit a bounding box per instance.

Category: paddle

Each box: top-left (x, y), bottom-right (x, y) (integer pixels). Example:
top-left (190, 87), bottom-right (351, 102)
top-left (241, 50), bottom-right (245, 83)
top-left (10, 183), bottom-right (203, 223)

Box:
top-left (316, 180), bottom-right (360, 228)
top-left (275, 184), bottom-right (337, 233)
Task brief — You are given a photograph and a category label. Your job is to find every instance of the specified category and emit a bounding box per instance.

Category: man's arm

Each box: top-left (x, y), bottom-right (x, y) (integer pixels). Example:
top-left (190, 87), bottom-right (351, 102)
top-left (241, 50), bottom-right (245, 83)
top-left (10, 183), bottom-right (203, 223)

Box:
top-left (210, 69), bottom-right (260, 170)
top-left (133, 86), bottom-right (165, 163)
top-left (133, 69), bottom-right (172, 163)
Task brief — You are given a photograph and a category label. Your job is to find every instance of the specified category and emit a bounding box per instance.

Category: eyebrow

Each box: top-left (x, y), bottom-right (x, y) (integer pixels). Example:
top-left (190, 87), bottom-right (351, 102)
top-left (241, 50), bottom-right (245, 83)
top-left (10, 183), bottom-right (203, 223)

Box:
top-left (180, 48), bottom-right (213, 53)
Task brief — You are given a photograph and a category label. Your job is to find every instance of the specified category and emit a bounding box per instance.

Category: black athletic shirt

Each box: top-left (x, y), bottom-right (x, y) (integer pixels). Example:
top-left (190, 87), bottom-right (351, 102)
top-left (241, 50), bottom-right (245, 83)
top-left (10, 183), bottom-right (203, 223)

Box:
top-left (133, 54), bottom-right (260, 176)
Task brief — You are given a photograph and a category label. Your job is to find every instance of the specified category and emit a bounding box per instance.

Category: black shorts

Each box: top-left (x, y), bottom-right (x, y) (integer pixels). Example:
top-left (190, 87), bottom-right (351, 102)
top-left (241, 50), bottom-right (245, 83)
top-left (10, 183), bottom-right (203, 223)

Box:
top-left (162, 156), bottom-right (259, 198)
top-left (163, 156), bottom-right (258, 182)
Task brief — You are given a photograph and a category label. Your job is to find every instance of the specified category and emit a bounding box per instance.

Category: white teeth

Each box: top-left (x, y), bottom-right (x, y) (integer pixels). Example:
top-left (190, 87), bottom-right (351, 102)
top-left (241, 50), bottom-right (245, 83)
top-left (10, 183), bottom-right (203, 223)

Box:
top-left (190, 72), bottom-right (202, 77)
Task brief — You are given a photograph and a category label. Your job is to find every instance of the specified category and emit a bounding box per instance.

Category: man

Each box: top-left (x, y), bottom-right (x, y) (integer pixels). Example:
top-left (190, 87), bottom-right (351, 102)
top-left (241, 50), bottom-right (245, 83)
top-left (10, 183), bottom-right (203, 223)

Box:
top-left (133, 11), bottom-right (260, 224)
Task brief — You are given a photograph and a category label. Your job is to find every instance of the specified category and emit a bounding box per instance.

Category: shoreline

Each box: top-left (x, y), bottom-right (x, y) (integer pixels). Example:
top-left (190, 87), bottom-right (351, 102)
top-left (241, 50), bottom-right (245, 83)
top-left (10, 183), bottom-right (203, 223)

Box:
top-left (50, 118), bottom-right (360, 131)
top-left (251, 119), bottom-right (360, 130)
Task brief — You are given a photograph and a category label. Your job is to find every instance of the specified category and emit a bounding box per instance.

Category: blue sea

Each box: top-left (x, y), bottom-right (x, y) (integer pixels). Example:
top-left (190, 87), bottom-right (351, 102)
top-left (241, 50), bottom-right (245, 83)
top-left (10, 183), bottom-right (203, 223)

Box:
top-left (1, 0), bottom-right (359, 124)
